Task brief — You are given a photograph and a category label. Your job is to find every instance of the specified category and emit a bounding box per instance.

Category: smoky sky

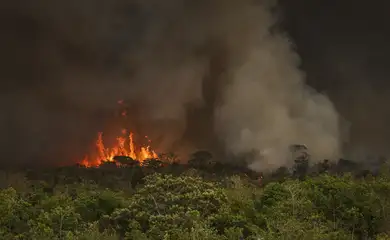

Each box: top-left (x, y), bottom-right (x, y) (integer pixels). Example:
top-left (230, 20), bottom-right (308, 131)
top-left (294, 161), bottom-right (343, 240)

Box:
top-left (280, 0), bottom-right (390, 160)
top-left (0, 0), bottom-right (389, 167)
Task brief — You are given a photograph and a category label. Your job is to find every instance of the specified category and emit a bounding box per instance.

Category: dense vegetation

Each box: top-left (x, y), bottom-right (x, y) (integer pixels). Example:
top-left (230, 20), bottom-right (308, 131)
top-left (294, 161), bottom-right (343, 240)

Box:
top-left (1, 152), bottom-right (390, 240)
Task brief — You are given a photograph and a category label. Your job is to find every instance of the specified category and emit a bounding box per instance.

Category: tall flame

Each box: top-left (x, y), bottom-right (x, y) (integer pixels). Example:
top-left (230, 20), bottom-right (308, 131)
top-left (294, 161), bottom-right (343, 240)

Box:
top-left (79, 100), bottom-right (158, 167)
top-left (80, 130), bottom-right (158, 167)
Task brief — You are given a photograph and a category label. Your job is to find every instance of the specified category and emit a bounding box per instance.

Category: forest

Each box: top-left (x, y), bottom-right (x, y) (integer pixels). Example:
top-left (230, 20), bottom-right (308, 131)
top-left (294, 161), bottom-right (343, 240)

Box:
top-left (1, 151), bottom-right (390, 240)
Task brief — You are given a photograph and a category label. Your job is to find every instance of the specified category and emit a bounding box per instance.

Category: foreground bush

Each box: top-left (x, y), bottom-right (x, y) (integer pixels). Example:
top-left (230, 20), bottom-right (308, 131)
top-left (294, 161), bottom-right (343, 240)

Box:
top-left (1, 168), bottom-right (390, 239)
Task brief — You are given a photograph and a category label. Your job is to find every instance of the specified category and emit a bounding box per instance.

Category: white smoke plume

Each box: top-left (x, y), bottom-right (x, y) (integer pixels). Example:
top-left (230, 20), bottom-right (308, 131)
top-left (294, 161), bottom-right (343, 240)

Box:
top-left (215, 33), bottom-right (341, 170)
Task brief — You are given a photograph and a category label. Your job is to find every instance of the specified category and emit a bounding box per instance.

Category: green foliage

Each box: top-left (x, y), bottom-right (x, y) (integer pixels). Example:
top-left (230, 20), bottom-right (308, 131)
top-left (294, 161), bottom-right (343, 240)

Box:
top-left (2, 163), bottom-right (390, 239)
top-left (0, 188), bottom-right (31, 239)
top-left (74, 223), bottom-right (119, 240)
top-left (304, 174), bottom-right (390, 238)
top-left (256, 180), bottom-right (348, 239)
top-left (72, 183), bottom-right (127, 222)
top-left (105, 173), bottom-right (227, 239)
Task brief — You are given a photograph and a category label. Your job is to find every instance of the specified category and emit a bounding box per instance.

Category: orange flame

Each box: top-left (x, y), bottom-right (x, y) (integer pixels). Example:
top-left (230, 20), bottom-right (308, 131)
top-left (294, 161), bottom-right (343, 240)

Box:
top-left (80, 130), bottom-right (158, 167)
top-left (79, 99), bottom-right (158, 167)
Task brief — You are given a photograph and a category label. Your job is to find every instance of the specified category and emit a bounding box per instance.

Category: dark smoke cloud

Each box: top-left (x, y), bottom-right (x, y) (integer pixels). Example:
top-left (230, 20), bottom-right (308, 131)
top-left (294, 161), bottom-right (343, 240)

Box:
top-left (1, 0), bottom-right (342, 169)
top-left (0, 0), bottom-right (137, 165)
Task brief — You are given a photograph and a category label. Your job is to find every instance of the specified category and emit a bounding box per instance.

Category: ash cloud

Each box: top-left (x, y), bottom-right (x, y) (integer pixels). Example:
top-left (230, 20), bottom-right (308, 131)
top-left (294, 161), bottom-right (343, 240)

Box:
top-left (0, 0), bottom-right (342, 169)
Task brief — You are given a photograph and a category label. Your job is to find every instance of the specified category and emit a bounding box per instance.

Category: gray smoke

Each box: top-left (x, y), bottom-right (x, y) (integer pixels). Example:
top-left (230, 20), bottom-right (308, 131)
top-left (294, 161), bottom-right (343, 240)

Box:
top-left (0, 0), bottom-right (342, 169)
top-left (214, 22), bottom-right (341, 170)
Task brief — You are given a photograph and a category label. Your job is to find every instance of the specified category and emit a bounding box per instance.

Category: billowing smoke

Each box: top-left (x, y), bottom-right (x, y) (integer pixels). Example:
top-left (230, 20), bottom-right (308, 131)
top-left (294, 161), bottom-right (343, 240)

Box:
top-left (212, 8), bottom-right (341, 170)
top-left (0, 0), bottom-right (341, 169)
top-left (281, 0), bottom-right (390, 163)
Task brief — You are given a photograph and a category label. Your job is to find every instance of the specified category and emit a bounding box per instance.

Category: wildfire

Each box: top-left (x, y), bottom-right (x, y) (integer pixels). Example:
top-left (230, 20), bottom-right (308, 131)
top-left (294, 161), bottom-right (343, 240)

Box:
top-left (80, 131), bottom-right (158, 167)
top-left (79, 100), bottom-right (158, 167)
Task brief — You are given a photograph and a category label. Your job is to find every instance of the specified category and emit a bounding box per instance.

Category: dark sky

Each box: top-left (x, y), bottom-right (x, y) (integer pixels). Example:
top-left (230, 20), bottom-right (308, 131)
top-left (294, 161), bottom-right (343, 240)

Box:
top-left (1, 0), bottom-right (390, 166)
top-left (282, 0), bottom-right (390, 157)
top-left (283, 0), bottom-right (390, 91)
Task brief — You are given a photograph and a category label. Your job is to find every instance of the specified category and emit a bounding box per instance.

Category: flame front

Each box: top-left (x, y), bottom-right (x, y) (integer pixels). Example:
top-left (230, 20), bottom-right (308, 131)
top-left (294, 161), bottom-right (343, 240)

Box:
top-left (79, 100), bottom-right (158, 167)
top-left (80, 130), bottom-right (158, 167)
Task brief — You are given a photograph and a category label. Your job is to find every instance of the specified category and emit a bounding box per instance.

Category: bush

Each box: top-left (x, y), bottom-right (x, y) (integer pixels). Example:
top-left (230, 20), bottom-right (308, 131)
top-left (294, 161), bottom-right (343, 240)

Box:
top-left (2, 164), bottom-right (390, 239)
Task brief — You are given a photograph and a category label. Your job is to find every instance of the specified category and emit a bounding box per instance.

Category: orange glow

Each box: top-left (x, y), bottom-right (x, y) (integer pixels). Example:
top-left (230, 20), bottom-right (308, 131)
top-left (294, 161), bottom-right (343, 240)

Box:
top-left (80, 131), bottom-right (158, 167)
top-left (79, 100), bottom-right (159, 167)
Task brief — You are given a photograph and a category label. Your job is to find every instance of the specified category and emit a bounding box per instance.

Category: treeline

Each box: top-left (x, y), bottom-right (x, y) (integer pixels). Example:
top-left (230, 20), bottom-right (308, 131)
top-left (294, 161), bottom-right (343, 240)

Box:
top-left (1, 152), bottom-right (390, 239)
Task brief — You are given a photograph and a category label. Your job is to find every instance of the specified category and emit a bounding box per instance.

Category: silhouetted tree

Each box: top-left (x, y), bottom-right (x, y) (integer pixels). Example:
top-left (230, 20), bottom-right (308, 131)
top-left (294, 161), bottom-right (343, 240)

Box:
top-left (188, 150), bottom-right (215, 169)
top-left (142, 158), bottom-right (164, 169)
top-left (113, 156), bottom-right (139, 167)
top-left (318, 159), bottom-right (331, 174)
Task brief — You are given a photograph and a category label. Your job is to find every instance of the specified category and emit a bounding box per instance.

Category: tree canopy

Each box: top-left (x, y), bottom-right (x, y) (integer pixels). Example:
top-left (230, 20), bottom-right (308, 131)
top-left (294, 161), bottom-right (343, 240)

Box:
top-left (1, 156), bottom-right (390, 239)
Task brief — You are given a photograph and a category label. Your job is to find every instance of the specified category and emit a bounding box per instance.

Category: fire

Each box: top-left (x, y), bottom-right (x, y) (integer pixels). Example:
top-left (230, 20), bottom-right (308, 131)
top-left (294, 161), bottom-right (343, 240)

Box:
top-left (80, 131), bottom-right (158, 167)
top-left (79, 99), bottom-right (159, 167)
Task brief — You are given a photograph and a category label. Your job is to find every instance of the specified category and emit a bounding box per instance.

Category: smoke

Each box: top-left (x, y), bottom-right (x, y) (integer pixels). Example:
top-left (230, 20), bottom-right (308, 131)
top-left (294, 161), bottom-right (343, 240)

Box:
top-left (0, 0), bottom-right (341, 169)
top-left (319, 46), bottom-right (390, 161)
top-left (214, 18), bottom-right (341, 171)
top-left (129, 0), bottom-right (342, 170)
top-left (280, 0), bottom-right (390, 162)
